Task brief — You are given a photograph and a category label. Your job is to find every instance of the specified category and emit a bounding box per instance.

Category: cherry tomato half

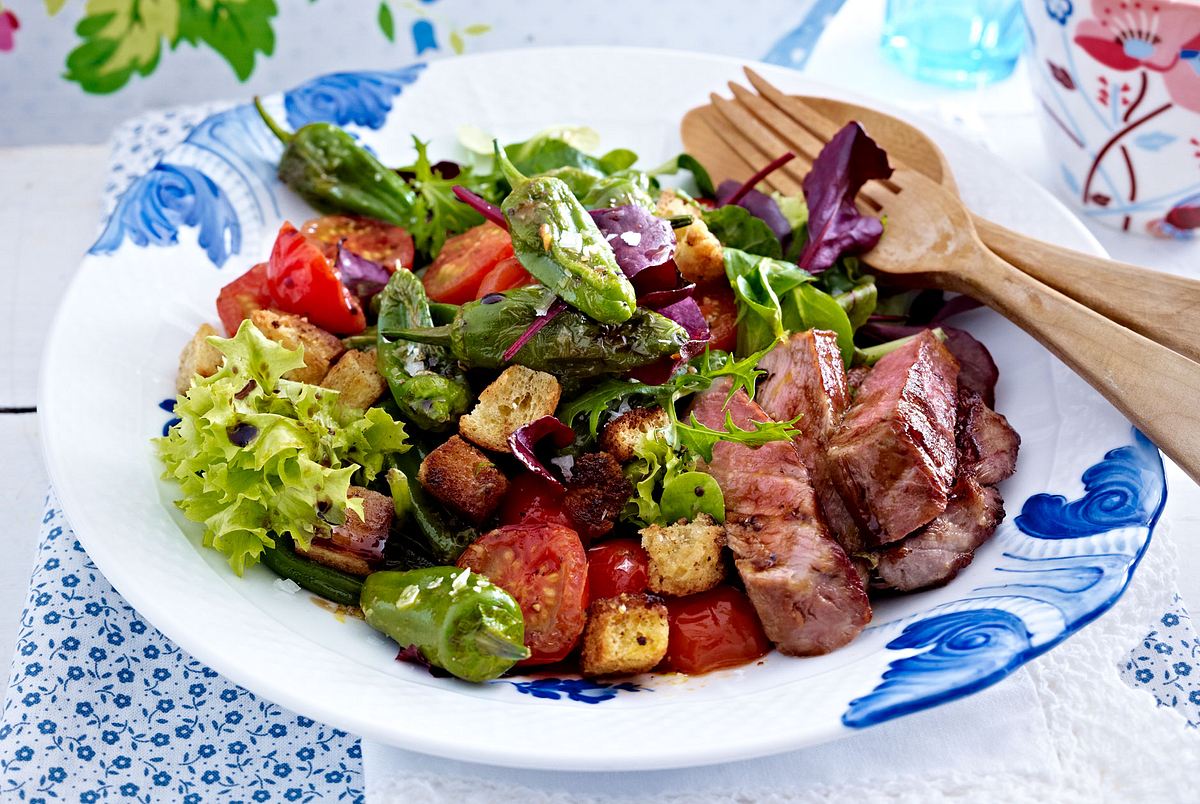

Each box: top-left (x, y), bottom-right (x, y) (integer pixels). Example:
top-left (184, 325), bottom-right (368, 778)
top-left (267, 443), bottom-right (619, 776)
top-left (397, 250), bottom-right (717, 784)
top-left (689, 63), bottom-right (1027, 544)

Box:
top-left (423, 224), bottom-right (513, 304)
top-left (586, 539), bottom-right (650, 600)
top-left (476, 256), bottom-right (536, 299)
top-left (215, 262), bottom-right (272, 336)
top-left (267, 222), bottom-right (366, 335)
top-left (498, 473), bottom-right (575, 529)
top-left (301, 215), bottom-right (415, 272)
top-left (457, 524), bottom-right (590, 665)
top-left (663, 587), bottom-right (771, 675)
top-left (694, 280), bottom-right (738, 353)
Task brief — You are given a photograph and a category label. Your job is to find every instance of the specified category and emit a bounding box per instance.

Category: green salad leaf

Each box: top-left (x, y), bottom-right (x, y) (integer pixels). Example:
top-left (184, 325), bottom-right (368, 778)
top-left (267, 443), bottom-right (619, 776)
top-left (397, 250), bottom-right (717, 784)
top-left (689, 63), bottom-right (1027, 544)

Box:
top-left (399, 137), bottom-right (500, 258)
top-left (703, 206), bottom-right (783, 259)
top-left (723, 247), bottom-right (813, 355)
top-left (648, 153), bottom-right (716, 198)
top-left (157, 321), bottom-right (409, 575)
top-left (674, 411), bottom-right (801, 463)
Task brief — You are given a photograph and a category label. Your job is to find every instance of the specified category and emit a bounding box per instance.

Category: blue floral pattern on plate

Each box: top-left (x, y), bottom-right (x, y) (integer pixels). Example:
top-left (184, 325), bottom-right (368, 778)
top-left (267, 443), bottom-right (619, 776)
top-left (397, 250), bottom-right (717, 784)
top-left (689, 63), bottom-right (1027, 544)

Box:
top-left (502, 678), bottom-right (648, 704)
top-left (844, 428), bottom-right (1167, 728)
top-left (89, 64), bottom-right (426, 269)
top-left (0, 497), bottom-right (364, 803)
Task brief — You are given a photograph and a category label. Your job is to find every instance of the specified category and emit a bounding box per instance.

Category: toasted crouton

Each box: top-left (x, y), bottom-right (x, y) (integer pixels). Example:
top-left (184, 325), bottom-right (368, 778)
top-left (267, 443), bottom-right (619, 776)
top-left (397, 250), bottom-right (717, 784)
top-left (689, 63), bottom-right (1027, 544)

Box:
top-left (297, 487), bottom-right (394, 577)
top-left (641, 514), bottom-right (726, 596)
top-left (321, 349), bottom-right (387, 410)
top-left (600, 407), bottom-right (670, 463)
top-left (580, 593), bottom-right (669, 677)
top-left (176, 323), bottom-right (224, 394)
top-left (418, 436), bottom-right (509, 524)
top-left (459, 365), bottom-right (562, 453)
top-left (656, 189), bottom-right (725, 283)
top-left (563, 452), bottom-right (633, 539)
top-left (250, 309), bottom-right (344, 385)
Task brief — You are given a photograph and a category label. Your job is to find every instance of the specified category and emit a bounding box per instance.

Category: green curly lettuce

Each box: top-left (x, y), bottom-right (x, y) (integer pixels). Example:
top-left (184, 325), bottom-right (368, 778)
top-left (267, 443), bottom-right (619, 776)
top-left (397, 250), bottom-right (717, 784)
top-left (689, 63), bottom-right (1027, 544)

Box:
top-left (156, 320), bottom-right (409, 575)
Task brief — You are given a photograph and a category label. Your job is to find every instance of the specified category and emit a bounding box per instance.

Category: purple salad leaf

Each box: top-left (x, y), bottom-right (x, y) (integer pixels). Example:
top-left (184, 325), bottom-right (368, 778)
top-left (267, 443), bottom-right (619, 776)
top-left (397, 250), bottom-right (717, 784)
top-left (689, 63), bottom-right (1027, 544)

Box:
top-left (716, 180), bottom-right (791, 243)
top-left (502, 298), bottom-right (568, 361)
top-left (628, 296), bottom-right (712, 386)
top-left (396, 160), bottom-right (461, 182)
top-left (931, 294), bottom-right (985, 323)
top-left (509, 415), bottom-right (577, 489)
top-left (589, 205), bottom-right (675, 278)
top-left (798, 123), bottom-right (893, 273)
top-left (336, 242), bottom-right (391, 301)
top-left (637, 282), bottom-right (696, 309)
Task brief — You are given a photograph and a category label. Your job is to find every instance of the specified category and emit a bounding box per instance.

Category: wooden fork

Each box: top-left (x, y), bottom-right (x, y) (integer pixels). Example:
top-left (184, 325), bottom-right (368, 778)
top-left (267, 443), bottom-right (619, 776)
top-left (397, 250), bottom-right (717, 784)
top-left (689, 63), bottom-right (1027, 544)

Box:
top-left (682, 75), bottom-right (1200, 484)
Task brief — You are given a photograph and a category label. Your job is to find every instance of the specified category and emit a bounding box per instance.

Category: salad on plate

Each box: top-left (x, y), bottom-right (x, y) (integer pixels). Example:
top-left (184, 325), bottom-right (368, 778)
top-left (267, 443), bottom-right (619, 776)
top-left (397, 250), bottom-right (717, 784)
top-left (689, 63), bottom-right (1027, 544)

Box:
top-left (156, 101), bottom-right (1020, 684)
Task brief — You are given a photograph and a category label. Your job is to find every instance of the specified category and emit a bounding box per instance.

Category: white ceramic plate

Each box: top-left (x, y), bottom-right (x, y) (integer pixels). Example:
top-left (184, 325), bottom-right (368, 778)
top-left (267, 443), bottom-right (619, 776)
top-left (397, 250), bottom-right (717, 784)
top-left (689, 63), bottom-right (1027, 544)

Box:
top-left (40, 48), bottom-right (1166, 771)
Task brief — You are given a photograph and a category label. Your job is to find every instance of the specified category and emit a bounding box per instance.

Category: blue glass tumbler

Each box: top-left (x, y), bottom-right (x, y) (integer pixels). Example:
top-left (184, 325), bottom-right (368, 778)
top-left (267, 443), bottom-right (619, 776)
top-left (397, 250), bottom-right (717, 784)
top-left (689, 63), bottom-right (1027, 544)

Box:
top-left (881, 0), bottom-right (1025, 87)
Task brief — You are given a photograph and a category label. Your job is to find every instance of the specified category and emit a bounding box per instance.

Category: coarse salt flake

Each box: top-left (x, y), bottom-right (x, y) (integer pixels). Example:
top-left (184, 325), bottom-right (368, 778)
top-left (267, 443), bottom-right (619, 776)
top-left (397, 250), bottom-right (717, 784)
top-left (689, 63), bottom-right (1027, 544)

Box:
top-left (273, 578), bottom-right (301, 595)
top-left (619, 231), bottom-right (642, 247)
top-left (452, 568), bottom-right (471, 592)
top-left (396, 584), bottom-right (420, 608)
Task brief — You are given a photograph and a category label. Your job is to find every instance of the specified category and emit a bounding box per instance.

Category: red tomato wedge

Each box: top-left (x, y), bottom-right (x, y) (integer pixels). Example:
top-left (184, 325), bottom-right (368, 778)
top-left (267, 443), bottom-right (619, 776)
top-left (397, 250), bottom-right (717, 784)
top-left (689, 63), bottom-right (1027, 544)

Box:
top-left (215, 262), bottom-right (272, 336)
top-left (498, 473), bottom-right (575, 529)
top-left (267, 222), bottom-right (366, 335)
top-left (475, 256), bottom-right (536, 299)
top-left (694, 280), bottom-right (739, 353)
top-left (586, 539), bottom-right (649, 600)
top-left (423, 224), bottom-right (513, 304)
top-left (663, 587), bottom-right (771, 675)
top-left (301, 215), bottom-right (415, 272)
top-left (457, 524), bottom-right (589, 665)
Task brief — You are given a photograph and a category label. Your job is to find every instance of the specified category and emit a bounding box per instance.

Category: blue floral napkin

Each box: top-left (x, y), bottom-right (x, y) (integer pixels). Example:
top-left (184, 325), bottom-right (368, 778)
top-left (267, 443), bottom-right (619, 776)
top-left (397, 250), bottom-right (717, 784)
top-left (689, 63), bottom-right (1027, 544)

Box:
top-left (0, 494), bottom-right (363, 803)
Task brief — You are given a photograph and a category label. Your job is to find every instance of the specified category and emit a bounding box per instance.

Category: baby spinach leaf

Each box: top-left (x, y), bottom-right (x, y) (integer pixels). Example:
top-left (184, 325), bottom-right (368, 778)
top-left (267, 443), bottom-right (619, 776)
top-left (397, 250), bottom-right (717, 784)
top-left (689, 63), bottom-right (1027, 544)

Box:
top-left (703, 206), bottom-right (782, 258)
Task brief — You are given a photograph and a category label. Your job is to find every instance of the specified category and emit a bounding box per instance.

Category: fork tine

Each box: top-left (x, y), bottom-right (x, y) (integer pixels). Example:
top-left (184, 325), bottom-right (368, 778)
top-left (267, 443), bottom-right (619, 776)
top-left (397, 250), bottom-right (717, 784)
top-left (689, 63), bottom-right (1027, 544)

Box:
top-left (695, 102), bottom-right (798, 195)
top-left (707, 94), bottom-right (807, 194)
top-left (742, 67), bottom-right (842, 143)
top-left (727, 82), bottom-right (826, 167)
top-left (684, 105), bottom-right (766, 186)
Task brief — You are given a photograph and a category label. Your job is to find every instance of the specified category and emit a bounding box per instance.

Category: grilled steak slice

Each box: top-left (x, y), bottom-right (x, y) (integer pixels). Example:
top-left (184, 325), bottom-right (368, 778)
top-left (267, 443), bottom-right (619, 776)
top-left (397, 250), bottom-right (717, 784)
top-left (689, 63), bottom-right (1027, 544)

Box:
top-left (957, 390), bottom-right (1020, 486)
top-left (874, 476), bottom-right (1003, 591)
top-left (692, 380), bottom-right (870, 655)
top-left (758, 330), bottom-right (868, 554)
top-left (829, 330), bottom-right (960, 544)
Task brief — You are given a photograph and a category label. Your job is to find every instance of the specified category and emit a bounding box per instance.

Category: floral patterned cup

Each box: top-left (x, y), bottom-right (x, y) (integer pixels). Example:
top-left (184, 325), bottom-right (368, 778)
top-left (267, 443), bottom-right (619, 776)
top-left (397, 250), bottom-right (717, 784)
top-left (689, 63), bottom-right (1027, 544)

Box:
top-left (1023, 0), bottom-right (1200, 238)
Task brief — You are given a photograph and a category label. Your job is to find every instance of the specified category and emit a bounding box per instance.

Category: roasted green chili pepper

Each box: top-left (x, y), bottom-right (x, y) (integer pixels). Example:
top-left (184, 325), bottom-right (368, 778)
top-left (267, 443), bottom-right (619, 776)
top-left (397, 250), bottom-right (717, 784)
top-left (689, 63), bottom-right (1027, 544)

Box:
top-left (496, 144), bottom-right (636, 324)
top-left (381, 287), bottom-right (690, 380)
top-left (255, 98), bottom-right (417, 227)
top-left (376, 270), bottom-right (471, 432)
top-left (361, 567), bottom-right (529, 682)
top-left (260, 535), bottom-right (364, 608)
top-left (388, 447), bottom-right (479, 567)
top-left (581, 172), bottom-right (655, 211)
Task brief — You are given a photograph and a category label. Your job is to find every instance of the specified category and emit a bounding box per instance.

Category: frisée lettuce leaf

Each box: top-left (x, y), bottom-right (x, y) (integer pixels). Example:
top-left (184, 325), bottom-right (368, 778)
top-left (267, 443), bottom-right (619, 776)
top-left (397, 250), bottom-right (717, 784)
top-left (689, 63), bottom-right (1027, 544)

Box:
top-left (156, 320), bottom-right (409, 575)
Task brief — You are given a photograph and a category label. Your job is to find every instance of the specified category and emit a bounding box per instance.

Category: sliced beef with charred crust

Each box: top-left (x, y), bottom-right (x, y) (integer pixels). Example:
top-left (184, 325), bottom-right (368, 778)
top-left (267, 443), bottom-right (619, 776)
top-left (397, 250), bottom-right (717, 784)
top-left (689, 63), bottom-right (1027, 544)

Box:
top-left (758, 330), bottom-right (869, 555)
top-left (829, 330), bottom-right (960, 544)
top-left (874, 476), bottom-right (1003, 591)
top-left (691, 379), bottom-right (870, 656)
top-left (957, 390), bottom-right (1020, 486)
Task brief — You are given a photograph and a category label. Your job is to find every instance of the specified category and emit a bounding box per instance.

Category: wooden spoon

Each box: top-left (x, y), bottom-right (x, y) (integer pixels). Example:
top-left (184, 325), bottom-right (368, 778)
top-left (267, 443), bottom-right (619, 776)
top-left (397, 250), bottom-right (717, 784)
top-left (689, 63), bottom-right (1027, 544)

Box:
top-left (740, 72), bottom-right (1200, 365)
top-left (682, 88), bottom-right (1200, 484)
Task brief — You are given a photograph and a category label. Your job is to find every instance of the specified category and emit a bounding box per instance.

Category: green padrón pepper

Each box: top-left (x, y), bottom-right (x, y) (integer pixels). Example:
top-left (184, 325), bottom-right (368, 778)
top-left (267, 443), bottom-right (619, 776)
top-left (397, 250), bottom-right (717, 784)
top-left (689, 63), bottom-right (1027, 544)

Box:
top-left (388, 447), bottom-right (478, 567)
top-left (260, 536), bottom-right (364, 608)
top-left (382, 287), bottom-right (690, 380)
top-left (496, 144), bottom-right (636, 324)
top-left (255, 99), bottom-right (418, 228)
top-left (361, 567), bottom-right (529, 682)
top-left (376, 270), bottom-right (471, 432)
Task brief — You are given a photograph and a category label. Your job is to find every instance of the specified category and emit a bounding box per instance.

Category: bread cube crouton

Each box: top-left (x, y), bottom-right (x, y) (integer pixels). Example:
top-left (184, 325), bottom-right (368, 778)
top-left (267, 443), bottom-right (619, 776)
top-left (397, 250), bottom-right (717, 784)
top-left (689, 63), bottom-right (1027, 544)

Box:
top-left (655, 189), bottom-right (725, 284)
top-left (249, 309), bottom-right (344, 385)
top-left (562, 452), bottom-right (633, 539)
top-left (641, 514), bottom-right (726, 596)
top-left (321, 349), bottom-right (387, 410)
top-left (600, 407), bottom-right (670, 463)
top-left (459, 365), bottom-right (562, 453)
top-left (176, 323), bottom-right (225, 394)
top-left (580, 593), bottom-right (669, 677)
top-left (418, 436), bottom-right (509, 524)
top-left (297, 487), bottom-right (393, 577)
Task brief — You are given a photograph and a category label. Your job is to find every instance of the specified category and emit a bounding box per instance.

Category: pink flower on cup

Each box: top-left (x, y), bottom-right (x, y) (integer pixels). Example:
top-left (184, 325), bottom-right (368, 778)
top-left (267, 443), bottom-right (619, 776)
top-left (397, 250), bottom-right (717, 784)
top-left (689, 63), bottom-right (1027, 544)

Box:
top-left (1075, 1), bottom-right (1199, 72)
top-left (1163, 32), bottom-right (1200, 112)
top-left (0, 9), bottom-right (19, 53)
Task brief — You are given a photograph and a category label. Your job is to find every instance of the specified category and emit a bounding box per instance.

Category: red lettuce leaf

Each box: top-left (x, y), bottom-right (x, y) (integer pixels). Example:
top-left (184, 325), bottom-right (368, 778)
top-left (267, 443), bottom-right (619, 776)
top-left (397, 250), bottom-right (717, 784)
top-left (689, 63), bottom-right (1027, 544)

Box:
top-left (509, 415), bottom-right (577, 490)
top-left (627, 297), bottom-right (710, 385)
top-left (502, 298), bottom-right (567, 361)
top-left (798, 123), bottom-right (892, 273)
top-left (638, 282), bottom-right (696, 309)
top-left (335, 243), bottom-right (391, 301)
top-left (589, 205), bottom-right (675, 278)
top-left (453, 185), bottom-right (508, 230)
top-left (715, 180), bottom-right (791, 243)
